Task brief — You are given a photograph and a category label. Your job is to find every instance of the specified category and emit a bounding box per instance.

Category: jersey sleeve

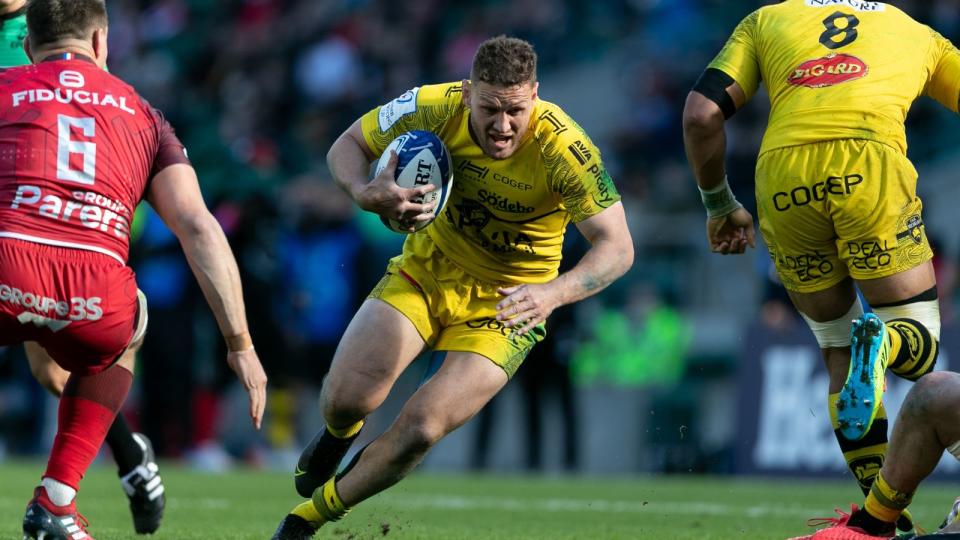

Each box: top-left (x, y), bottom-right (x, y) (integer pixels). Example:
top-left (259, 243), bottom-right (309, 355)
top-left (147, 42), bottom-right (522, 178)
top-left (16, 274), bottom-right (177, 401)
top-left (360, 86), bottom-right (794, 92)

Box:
top-left (359, 83), bottom-right (462, 155)
top-left (707, 9), bottom-right (762, 101)
top-left (149, 108), bottom-right (191, 177)
top-left (541, 107), bottom-right (621, 224)
top-left (924, 29), bottom-right (960, 114)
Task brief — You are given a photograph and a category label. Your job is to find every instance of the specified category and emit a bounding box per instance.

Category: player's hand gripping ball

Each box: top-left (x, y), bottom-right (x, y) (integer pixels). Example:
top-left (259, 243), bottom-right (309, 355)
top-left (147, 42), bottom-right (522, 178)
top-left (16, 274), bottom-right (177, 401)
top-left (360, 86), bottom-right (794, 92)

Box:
top-left (375, 130), bottom-right (453, 233)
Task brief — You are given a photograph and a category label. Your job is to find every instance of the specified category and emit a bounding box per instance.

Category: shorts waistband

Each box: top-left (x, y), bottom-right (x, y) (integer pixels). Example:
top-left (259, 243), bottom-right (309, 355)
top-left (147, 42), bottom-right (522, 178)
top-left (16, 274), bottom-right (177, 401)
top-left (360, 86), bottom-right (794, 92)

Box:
top-left (0, 236), bottom-right (124, 266)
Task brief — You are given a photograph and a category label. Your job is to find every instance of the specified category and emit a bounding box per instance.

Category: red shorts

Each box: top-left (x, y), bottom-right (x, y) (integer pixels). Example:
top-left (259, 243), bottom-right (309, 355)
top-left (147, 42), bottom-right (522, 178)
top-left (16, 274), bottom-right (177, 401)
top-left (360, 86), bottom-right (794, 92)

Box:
top-left (0, 239), bottom-right (140, 375)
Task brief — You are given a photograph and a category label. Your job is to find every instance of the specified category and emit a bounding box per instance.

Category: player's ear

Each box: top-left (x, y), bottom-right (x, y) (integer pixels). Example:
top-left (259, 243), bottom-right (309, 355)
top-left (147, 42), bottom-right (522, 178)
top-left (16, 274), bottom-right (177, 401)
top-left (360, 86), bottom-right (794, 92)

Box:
top-left (530, 81), bottom-right (539, 101)
top-left (461, 79), bottom-right (471, 107)
top-left (92, 27), bottom-right (108, 68)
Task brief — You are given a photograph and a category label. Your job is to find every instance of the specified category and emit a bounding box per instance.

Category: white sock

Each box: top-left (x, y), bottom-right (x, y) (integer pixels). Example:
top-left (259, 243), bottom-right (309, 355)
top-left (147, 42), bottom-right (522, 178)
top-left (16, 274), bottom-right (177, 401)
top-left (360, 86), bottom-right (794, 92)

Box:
top-left (41, 477), bottom-right (76, 507)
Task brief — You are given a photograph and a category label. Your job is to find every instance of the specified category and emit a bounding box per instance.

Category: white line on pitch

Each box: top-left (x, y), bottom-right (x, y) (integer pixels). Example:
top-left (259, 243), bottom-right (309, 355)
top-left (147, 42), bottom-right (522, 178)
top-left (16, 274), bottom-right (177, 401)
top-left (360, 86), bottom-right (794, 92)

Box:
top-left (377, 494), bottom-right (825, 518)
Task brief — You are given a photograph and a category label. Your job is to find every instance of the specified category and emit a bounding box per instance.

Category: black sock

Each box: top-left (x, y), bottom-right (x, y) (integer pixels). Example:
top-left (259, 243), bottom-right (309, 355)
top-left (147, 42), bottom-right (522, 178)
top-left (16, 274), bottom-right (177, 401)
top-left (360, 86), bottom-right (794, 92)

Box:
top-left (847, 508), bottom-right (896, 537)
top-left (105, 414), bottom-right (143, 476)
top-left (300, 427), bottom-right (359, 480)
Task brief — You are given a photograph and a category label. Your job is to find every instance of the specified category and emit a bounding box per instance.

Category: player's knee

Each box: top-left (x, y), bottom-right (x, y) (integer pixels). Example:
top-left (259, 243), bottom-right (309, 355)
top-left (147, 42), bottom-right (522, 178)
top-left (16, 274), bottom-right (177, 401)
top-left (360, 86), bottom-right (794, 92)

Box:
top-left (872, 288), bottom-right (940, 340)
top-left (320, 383), bottom-right (375, 426)
top-left (320, 375), bottom-right (389, 425)
top-left (397, 410), bottom-right (447, 454)
top-left (800, 297), bottom-right (863, 348)
top-left (29, 358), bottom-right (68, 397)
top-left (872, 289), bottom-right (940, 381)
top-left (901, 371), bottom-right (960, 420)
top-left (403, 422), bottom-right (445, 454)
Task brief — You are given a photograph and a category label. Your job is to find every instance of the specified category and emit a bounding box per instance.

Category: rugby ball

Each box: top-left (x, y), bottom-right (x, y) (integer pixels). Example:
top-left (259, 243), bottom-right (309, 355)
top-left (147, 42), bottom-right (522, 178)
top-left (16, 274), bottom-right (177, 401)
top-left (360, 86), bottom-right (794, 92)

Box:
top-left (375, 130), bottom-right (453, 233)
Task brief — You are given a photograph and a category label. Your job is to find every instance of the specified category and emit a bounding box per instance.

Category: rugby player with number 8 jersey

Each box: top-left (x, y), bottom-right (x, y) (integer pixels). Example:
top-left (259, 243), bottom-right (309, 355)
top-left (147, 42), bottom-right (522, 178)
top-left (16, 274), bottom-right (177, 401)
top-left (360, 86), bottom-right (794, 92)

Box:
top-left (684, 0), bottom-right (960, 538)
top-left (272, 36), bottom-right (633, 539)
top-left (0, 2), bottom-right (269, 539)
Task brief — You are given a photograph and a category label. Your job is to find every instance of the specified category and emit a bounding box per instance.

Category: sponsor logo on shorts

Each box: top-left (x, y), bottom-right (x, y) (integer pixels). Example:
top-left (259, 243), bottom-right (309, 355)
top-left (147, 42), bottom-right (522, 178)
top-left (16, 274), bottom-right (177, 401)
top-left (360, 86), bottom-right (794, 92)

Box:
top-left (568, 140), bottom-right (593, 166)
top-left (848, 240), bottom-right (892, 270)
top-left (0, 283), bottom-right (102, 322)
top-left (772, 175), bottom-right (863, 211)
top-left (897, 215), bottom-right (924, 245)
top-left (772, 251), bottom-right (835, 282)
top-left (787, 54), bottom-right (868, 88)
top-left (805, 0), bottom-right (885, 11)
top-left (17, 312), bottom-right (71, 331)
top-left (466, 317), bottom-right (510, 336)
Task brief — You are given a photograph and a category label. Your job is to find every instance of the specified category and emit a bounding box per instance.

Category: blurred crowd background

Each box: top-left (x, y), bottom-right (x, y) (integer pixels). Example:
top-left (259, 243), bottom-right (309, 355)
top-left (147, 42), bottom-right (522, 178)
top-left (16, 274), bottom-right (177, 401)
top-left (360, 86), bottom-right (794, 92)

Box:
top-left (3, 0), bottom-right (960, 476)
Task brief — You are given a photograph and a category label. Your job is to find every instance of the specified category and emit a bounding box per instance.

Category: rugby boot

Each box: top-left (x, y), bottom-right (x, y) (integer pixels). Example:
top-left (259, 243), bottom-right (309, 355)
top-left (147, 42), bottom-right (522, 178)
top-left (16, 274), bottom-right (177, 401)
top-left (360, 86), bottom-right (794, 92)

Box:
top-left (932, 496), bottom-right (960, 535)
top-left (271, 513), bottom-right (318, 540)
top-left (786, 505), bottom-right (894, 540)
top-left (22, 486), bottom-right (94, 540)
top-left (294, 428), bottom-right (359, 498)
top-left (270, 500), bottom-right (322, 540)
top-left (838, 314), bottom-right (890, 441)
top-left (120, 433), bottom-right (165, 534)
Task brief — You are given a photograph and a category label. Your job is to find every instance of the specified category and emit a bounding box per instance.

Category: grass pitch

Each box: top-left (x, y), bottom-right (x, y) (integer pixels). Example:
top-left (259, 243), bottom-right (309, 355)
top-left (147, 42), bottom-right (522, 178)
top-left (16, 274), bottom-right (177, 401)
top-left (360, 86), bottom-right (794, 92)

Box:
top-left (0, 460), bottom-right (957, 539)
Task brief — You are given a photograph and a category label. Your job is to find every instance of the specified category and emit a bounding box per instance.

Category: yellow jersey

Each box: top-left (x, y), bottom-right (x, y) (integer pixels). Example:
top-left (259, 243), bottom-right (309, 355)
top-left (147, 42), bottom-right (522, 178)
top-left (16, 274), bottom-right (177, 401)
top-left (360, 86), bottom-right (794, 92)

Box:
top-left (709, 0), bottom-right (960, 155)
top-left (360, 82), bottom-right (620, 284)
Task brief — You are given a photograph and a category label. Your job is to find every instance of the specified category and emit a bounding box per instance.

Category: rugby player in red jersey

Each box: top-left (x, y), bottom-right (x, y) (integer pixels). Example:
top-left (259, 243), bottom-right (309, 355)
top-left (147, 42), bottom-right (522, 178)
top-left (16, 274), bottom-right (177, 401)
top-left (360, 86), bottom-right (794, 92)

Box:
top-left (3, 0), bottom-right (171, 535)
top-left (1, 2), bottom-right (268, 538)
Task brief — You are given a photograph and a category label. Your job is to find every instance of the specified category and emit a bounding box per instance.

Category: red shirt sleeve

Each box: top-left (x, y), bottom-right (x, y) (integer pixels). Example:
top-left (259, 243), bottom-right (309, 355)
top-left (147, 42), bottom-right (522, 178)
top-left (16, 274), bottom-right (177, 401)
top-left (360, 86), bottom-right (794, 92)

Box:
top-left (149, 108), bottom-right (191, 177)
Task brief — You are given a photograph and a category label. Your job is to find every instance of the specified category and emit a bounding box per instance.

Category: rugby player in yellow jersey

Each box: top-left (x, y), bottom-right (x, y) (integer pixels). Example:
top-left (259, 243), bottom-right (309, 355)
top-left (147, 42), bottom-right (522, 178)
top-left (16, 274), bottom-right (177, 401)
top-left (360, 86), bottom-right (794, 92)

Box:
top-left (0, 0), bottom-right (167, 534)
top-left (683, 0), bottom-right (960, 536)
top-left (272, 35), bottom-right (633, 539)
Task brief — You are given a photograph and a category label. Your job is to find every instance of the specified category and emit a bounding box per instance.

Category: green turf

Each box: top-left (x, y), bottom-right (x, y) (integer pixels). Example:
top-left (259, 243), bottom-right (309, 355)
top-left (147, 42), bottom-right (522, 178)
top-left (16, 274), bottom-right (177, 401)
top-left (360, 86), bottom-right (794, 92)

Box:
top-left (1, 460), bottom-right (957, 539)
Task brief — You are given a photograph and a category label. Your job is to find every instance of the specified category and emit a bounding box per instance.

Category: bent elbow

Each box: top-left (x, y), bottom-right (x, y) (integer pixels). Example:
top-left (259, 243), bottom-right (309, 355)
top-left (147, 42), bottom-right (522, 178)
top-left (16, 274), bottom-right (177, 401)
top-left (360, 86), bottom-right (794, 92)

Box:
top-left (621, 240), bottom-right (635, 275)
top-left (176, 210), bottom-right (222, 244)
top-left (682, 93), bottom-right (725, 135)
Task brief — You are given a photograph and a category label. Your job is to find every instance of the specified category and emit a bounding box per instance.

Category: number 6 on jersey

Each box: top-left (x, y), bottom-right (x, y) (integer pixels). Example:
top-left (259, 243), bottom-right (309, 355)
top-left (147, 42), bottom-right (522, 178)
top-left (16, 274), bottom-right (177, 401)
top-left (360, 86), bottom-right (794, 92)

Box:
top-left (56, 114), bottom-right (96, 185)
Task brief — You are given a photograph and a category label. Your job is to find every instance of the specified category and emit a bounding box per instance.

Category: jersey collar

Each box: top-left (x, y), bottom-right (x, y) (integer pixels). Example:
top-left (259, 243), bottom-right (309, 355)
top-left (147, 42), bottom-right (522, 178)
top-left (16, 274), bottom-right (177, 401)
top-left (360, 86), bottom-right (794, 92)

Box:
top-left (40, 52), bottom-right (96, 65)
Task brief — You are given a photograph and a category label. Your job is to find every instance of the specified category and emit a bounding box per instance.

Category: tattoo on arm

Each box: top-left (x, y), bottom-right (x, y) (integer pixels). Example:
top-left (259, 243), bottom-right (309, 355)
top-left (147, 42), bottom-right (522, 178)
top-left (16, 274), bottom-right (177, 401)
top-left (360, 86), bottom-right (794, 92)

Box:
top-left (579, 273), bottom-right (607, 293)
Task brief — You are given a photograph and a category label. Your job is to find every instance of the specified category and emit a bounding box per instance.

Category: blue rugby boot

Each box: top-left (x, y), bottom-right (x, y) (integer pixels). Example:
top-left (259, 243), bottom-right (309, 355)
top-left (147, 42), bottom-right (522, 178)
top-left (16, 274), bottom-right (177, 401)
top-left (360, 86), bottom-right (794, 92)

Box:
top-left (837, 313), bottom-right (890, 441)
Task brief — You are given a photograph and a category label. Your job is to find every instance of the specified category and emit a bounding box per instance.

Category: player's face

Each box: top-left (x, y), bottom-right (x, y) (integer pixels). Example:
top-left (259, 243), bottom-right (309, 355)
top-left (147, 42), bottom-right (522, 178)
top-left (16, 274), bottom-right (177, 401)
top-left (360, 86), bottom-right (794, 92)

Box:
top-left (464, 80), bottom-right (538, 160)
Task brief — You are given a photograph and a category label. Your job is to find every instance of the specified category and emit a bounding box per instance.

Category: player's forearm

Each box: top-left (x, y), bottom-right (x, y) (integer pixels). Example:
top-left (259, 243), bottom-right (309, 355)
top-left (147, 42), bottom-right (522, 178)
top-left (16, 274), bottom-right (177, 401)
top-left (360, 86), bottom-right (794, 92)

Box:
top-left (328, 126), bottom-right (374, 207)
top-left (177, 215), bottom-right (251, 349)
top-left (551, 232), bottom-right (633, 307)
top-left (682, 93), bottom-right (728, 190)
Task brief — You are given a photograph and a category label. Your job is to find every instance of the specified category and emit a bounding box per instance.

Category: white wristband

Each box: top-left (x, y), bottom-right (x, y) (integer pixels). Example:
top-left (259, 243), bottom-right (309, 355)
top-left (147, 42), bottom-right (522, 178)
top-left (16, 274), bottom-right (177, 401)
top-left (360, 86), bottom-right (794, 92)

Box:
top-left (698, 176), bottom-right (743, 218)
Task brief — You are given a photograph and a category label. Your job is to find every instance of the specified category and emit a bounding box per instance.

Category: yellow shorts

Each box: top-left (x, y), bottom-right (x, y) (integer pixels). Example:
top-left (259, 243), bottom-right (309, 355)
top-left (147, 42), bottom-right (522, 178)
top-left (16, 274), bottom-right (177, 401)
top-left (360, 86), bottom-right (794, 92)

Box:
top-left (756, 139), bottom-right (932, 293)
top-left (368, 233), bottom-right (545, 378)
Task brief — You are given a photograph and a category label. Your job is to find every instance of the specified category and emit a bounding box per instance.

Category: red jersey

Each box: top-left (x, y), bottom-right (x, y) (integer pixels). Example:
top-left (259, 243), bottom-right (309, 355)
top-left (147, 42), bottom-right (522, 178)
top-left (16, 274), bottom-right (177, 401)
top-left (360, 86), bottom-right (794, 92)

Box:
top-left (0, 55), bottom-right (190, 263)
